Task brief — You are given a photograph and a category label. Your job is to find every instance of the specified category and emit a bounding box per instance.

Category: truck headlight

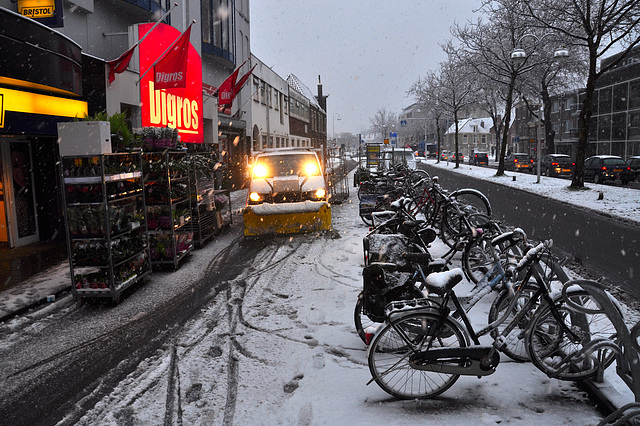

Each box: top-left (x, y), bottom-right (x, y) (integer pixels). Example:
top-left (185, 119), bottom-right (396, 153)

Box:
top-left (304, 162), bottom-right (319, 176)
top-left (315, 188), bottom-right (326, 199)
top-left (249, 192), bottom-right (262, 203)
top-left (253, 164), bottom-right (268, 178)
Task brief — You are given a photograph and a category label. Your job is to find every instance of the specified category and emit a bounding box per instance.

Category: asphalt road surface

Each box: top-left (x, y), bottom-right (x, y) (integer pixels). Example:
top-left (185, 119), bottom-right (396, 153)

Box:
top-left (421, 163), bottom-right (640, 299)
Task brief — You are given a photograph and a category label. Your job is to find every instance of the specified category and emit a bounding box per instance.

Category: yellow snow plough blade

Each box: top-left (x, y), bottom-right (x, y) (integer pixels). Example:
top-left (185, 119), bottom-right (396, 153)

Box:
top-left (243, 201), bottom-right (331, 237)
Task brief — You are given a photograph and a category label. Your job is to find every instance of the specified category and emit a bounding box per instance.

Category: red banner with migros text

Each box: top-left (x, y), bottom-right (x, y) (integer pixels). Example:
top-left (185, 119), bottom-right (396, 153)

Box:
top-left (139, 23), bottom-right (203, 143)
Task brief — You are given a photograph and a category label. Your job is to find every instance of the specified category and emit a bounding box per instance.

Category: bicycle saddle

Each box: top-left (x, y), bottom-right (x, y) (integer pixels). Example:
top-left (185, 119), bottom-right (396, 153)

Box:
top-left (424, 268), bottom-right (464, 296)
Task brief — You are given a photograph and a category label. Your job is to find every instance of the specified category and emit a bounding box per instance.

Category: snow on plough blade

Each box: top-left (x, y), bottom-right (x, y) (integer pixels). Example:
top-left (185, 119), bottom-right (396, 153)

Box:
top-left (243, 201), bottom-right (331, 237)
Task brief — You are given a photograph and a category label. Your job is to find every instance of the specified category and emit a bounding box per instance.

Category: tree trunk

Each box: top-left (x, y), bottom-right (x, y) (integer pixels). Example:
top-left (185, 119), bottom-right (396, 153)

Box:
top-left (497, 75), bottom-right (516, 176)
top-left (454, 111), bottom-right (460, 168)
top-left (571, 51), bottom-right (598, 189)
top-left (541, 82), bottom-right (554, 154)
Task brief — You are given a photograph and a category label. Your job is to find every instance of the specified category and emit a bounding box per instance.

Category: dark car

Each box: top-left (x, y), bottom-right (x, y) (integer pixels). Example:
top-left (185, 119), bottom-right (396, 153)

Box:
top-left (534, 154), bottom-right (575, 177)
top-left (505, 153), bottom-right (533, 171)
top-left (583, 155), bottom-right (633, 185)
top-left (628, 156), bottom-right (640, 181)
top-left (451, 152), bottom-right (464, 163)
top-left (471, 152), bottom-right (489, 166)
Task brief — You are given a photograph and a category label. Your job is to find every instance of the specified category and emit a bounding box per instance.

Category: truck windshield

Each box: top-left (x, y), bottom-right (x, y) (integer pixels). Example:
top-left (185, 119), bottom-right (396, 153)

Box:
top-left (255, 153), bottom-right (321, 177)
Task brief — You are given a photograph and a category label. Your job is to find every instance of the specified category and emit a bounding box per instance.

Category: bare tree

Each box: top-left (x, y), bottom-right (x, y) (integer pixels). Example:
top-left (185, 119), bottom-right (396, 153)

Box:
top-left (407, 72), bottom-right (451, 163)
top-left (451, 0), bottom-right (540, 175)
top-left (514, 32), bottom-right (587, 155)
top-left (474, 74), bottom-right (507, 160)
top-left (524, 0), bottom-right (640, 187)
top-left (432, 45), bottom-right (477, 168)
top-left (369, 107), bottom-right (398, 143)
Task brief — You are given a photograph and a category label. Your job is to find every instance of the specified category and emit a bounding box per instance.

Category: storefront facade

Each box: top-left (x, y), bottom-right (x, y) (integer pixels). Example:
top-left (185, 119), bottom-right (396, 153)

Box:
top-left (0, 8), bottom-right (87, 247)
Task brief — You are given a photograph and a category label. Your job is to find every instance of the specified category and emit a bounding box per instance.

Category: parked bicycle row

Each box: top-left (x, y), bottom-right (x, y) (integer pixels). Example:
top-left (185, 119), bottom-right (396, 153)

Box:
top-left (353, 167), bottom-right (640, 424)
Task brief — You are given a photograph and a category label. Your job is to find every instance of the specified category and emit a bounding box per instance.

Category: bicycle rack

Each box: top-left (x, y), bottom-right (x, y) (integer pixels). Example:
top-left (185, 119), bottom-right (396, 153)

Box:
top-left (561, 280), bottom-right (640, 425)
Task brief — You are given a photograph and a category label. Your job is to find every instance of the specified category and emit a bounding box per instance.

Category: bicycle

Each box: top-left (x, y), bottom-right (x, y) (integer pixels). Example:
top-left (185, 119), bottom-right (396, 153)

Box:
top-left (366, 241), bottom-right (620, 399)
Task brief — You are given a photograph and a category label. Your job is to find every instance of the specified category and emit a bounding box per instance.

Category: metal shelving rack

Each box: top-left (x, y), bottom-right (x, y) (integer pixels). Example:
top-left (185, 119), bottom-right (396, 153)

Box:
top-left (143, 151), bottom-right (194, 269)
top-left (61, 153), bottom-right (151, 302)
top-left (188, 153), bottom-right (232, 247)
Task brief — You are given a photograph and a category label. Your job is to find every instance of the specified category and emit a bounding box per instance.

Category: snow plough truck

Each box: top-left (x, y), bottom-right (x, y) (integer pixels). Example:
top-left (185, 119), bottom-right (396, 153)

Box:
top-left (243, 148), bottom-right (331, 237)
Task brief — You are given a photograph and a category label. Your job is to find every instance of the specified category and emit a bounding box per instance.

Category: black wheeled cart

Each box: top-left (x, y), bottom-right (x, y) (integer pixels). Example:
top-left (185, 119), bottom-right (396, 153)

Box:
top-left (143, 151), bottom-right (194, 269)
top-left (61, 153), bottom-right (151, 302)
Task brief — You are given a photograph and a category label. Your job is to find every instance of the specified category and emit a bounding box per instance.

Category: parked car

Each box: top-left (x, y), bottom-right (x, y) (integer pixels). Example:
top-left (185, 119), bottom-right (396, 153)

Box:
top-left (505, 153), bottom-right (533, 171)
top-left (440, 150), bottom-right (452, 161)
top-left (534, 154), bottom-right (575, 177)
top-left (583, 155), bottom-right (633, 185)
top-left (451, 152), bottom-right (464, 163)
top-left (627, 156), bottom-right (640, 181)
top-left (381, 147), bottom-right (418, 170)
top-left (470, 152), bottom-right (489, 166)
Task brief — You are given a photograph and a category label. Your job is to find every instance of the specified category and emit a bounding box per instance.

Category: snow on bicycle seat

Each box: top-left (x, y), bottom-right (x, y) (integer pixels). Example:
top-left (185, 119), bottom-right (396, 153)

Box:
top-left (424, 268), bottom-right (464, 296)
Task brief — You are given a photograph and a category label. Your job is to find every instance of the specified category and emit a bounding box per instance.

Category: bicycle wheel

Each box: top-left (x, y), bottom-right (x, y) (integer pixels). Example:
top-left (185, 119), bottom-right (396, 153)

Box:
top-left (367, 312), bottom-right (467, 399)
top-left (358, 181), bottom-right (375, 200)
top-left (526, 289), bottom-right (619, 381)
top-left (463, 237), bottom-right (522, 284)
top-left (354, 292), bottom-right (382, 344)
top-left (488, 281), bottom-right (539, 362)
top-left (449, 188), bottom-right (492, 218)
top-left (407, 170), bottom-right (430, 189)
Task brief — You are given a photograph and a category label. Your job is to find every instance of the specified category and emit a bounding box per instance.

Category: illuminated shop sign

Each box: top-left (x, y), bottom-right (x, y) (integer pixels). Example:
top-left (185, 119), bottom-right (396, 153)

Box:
top-left (17, 0), bottom-right (62, 27)
top-left (139, 23), bottom-right (203, 143)
top-left (0, 86), bottom-right (87, 129)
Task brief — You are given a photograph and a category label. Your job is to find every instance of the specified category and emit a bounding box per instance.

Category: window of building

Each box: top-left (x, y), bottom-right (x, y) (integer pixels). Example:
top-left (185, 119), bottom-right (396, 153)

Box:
top-left (629, 111), bottom-right (640, 139)
top-left (269, 136), bottom-right (274, 148)
top-left (612, 113), bottom-right (627, 140)
top-left (253, 77), bottom-right (260, 102)
top-left (274, 90), bottom-right (279, 110)
top-left (598, 114), bottom-right (611, 141)
top-left (598, 87), bottom-right (612, 115)
top-left (630, 79), bottom-right (640, 110)
top-left (283, 96), bottom-right (288, 115)
top-left (280, 94), bottom-right (284, 124)
top-left (201, 0), bottom-right (235, 61)
top-left (260, 84), bottom-right (266, 105)
top-left (613, 83), bottom-right (628, 112)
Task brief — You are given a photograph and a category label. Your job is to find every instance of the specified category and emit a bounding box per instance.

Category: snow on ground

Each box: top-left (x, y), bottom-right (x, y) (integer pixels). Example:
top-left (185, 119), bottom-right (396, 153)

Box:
top-left (68, 195), bottom-right (606, 425)
top-left (1, 166), bottom-right (638, 424)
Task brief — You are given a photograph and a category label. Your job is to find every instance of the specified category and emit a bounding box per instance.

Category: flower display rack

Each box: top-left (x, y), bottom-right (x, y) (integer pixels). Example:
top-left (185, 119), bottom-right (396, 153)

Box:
top-left (61, 153), bottom-right (151, 302)
top-left (143, 151), bottom-right (194, 270)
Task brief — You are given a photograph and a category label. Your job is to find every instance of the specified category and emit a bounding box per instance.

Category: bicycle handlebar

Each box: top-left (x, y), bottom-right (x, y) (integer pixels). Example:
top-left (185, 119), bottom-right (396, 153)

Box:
top-left (491, 228), bottom-right (527, 247)
top-left (515, 240), bottom-right (552, 271)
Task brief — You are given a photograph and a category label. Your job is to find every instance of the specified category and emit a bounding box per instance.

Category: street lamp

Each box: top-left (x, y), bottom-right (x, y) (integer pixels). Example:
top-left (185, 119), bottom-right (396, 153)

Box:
top-left (511, 33), bottom-right (569, 184)
top-left (333, 113), bottom-right (341, 146)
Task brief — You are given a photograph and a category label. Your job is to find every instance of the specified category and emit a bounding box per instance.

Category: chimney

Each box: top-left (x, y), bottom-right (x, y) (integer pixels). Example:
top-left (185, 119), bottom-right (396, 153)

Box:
top-left (316, 75), bottom-right (328, 112)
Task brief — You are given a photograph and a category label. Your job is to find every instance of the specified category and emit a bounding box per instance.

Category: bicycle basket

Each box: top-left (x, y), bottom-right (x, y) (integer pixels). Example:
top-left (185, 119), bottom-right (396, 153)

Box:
top-left (365, 233), bottom-right (411, 267)
top-left (362, 263), bottom-right (412, 323)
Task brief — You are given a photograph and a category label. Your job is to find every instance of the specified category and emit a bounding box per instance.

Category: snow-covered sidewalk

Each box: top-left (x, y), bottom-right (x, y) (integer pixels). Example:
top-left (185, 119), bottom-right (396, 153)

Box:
top-left (423, 158), bottom-right (640, 225)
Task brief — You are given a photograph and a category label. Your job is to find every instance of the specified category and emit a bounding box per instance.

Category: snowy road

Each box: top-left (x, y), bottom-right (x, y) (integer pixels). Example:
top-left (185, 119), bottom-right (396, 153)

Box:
top-left (0, 178), bottom-right (612, 425)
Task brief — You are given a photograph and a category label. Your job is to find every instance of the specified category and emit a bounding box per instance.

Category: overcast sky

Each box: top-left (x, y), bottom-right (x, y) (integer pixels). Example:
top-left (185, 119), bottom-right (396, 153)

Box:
top-left (249, 0), bottom-right (482, 136)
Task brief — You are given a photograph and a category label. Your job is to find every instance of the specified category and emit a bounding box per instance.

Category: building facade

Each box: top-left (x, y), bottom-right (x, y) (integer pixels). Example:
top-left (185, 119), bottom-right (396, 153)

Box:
top-left (443, 117), bottom-right (495, 158)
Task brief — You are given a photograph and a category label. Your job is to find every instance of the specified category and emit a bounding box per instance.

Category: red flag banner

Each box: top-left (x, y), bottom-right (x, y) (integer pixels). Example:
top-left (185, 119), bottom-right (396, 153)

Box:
top-left (217, 61), bottom-right (245, 108)
top-left (232, 64), bottom-right (256, 99)
top-left (107, 45), bottom-right (136, 85)
top-left (154, 26), bottom-right (192, 90)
